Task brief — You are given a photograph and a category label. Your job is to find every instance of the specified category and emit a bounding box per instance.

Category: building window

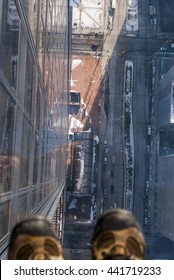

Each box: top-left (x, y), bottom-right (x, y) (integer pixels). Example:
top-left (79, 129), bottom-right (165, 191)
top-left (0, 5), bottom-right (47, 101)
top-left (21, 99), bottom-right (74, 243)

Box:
top-left (31, 189), bottom-right (37, 210)
top-left (36, 82), bottom-right (41, 132)
top-left (0, 84), bottom-right (15, 194)
top-left (24, 48), bottom-right (34, 116)
top-left (40, 144), bottom-right (46, 183)
top-left (18, 194), bottom-right (27, 220)
top-left (0, 0), bottom-right (20, 90)
top-left (0, 200), bottom-right (10, 240)
top-left (33, 134), bottom-right (39, 185)
top-left (20, 118), bottom-right (31, 189)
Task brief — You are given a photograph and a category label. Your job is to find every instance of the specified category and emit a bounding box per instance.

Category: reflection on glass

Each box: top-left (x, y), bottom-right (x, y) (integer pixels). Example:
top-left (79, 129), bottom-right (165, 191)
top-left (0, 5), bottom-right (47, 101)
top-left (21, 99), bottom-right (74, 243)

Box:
top-left (36, 82), bottom-right (41, 132)
top-left (22, 0), bottom-right (39, 47)
top-left (0, 85), bottom-right (15, 194)
top-left (46, 152), bottom-right (52, 181)
top-left (42, 101), bottom-right (47, 140)
top-left (0, 201), bottom-right (10, 240)
top-left (24, 48), bottom-right (34, 116)
top-left (31, 190), bottom-right (37, 210)
top-left (20, 118), bottom-right (31, 189)
top-left (33, 134), bottom-right (39, 185)
top-left (0, 155), bottom-right (12, 194)
top-left (7, 0), bottom-right (20, 31)
top-left (40, 144), bottom-right (46, 183)
top-left (18, 195), bottom-right (27, 220)
top-left (39, 185), bottom-right (43, 202)
top-left (10, 55), bottom-right (18, 89)
top-left (0, 0), bottom-right (19, 90)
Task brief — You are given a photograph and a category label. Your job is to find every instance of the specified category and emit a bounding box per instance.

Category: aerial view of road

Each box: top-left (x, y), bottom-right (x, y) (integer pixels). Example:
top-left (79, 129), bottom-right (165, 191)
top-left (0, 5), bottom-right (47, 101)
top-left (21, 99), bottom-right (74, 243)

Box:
top-left (96, 0), bottom-right (174, 250)
top-left (98, 0), bottom-right (147, 218)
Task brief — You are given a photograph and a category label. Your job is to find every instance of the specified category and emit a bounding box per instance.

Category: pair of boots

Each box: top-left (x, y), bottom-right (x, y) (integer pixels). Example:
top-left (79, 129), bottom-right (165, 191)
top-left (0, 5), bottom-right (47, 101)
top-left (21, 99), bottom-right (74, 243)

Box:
top-left (8, 208), bottom-right (145, 260)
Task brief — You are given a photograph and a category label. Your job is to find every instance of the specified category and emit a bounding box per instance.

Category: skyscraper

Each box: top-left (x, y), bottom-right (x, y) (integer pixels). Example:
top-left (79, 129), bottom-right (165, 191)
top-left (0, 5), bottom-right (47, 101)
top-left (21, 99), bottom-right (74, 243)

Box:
top-left (0, 0), bottom-right (70, 258)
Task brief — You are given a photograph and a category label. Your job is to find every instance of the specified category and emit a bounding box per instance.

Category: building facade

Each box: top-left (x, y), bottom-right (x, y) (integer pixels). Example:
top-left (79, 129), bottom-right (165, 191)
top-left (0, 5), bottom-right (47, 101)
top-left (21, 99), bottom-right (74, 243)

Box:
top-left (0, 0), bottom-right (70, 258)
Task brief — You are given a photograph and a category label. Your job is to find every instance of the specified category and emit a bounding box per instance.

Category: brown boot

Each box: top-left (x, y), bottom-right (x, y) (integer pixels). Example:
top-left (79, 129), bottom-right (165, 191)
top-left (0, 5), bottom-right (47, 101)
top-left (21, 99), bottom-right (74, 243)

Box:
top-left (92, 208), bottom-right (145, 260)
top-left (8, 215), bottom-right (63, 260)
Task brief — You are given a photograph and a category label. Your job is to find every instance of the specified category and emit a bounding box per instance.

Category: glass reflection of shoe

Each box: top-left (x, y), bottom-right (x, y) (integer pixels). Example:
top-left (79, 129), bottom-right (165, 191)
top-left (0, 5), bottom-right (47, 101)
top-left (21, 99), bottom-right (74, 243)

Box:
top-left (8, 215), bottom-right (63, 260)
top-left (92, 208), bottom-right (145, 260)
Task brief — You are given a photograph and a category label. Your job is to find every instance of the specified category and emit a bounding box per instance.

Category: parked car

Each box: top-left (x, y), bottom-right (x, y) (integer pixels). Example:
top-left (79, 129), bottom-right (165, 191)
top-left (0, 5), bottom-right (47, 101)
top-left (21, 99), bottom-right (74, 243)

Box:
top-left (147, 145), bottom-right (150, 152)
top-left (145, 188), bottom-right (149, 196)
top-left (160, 47), bottom-right (167, 51)
top-left (144, 217), bottom-right (148, 225)
top-left (105, 148), bottom-right (108, 154)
